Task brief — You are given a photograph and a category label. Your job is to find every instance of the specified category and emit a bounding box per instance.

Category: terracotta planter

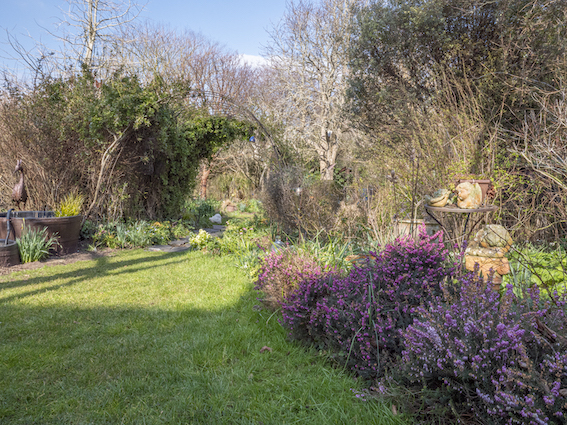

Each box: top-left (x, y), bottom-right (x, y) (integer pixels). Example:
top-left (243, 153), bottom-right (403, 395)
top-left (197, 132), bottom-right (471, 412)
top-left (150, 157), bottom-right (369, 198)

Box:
top-left (0, 211), bottom-right (82, 255)
top-left (0, 239), bottom-right (20, 267)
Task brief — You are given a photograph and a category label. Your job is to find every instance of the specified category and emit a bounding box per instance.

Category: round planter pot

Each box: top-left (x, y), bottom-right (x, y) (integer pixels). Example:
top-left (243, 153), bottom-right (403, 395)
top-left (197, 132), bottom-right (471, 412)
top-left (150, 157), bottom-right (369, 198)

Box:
top-left (395, 218), bottom-right (441, 239)
top-left (0, 211), bottom-right (82, 255)
top-left (0, 239), bottom-right (20, 267)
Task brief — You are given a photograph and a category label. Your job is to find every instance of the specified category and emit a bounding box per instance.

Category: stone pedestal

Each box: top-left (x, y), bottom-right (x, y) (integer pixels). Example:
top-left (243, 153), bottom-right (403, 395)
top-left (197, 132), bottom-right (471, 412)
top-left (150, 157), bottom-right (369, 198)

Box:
top-left (465, 255), bottom-right (509, 290)
top-left (464, 224), bottom-right (513, 292)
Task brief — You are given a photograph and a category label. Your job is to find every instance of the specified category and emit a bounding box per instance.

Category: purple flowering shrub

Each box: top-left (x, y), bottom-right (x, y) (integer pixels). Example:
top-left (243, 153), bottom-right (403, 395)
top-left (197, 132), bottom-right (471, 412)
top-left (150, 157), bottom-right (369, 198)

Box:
top-left (402, 270), bottom-right (567, 423)
top-left (281, 229), bottom-right (454, 379)
top-left (254, 249), bottom-right (330, 310)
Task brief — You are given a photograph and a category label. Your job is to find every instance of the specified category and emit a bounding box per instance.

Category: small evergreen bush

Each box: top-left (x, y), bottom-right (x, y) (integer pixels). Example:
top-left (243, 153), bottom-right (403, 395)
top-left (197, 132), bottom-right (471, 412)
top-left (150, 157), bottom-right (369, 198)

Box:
top-left (189, 229), bottom-right (214, 249)
top-left (402, 270), bottom-right (567, 423)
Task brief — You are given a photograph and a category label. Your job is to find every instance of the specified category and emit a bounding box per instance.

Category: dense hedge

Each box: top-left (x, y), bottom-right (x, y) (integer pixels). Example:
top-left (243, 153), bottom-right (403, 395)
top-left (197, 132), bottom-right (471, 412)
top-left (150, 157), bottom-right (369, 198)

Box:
top-left (0, 70), bottom-right (248, 219)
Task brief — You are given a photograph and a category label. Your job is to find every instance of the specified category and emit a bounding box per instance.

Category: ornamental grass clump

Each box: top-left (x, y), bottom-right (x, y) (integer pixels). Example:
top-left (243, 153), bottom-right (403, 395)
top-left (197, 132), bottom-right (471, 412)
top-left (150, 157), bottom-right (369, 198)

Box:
top-left (55, 192), bottom-right (84, 217)
top-left (401, 269), bottom-right (567, 424)
top-left (281, 227), bottom-right (454, 379)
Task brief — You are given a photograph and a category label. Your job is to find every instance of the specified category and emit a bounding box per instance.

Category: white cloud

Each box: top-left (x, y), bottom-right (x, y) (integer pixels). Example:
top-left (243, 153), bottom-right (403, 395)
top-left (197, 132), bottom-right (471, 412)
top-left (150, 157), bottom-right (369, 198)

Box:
top-left (239, 54), bottom-right (268, 68)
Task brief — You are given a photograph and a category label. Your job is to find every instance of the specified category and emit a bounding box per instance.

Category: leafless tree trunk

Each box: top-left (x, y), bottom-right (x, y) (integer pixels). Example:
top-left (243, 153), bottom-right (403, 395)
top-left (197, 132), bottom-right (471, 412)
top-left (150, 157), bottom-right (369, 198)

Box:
top-left (265, 0), bottom-right (361, 180)
top-left (55, 0), bottom-right (144, 71)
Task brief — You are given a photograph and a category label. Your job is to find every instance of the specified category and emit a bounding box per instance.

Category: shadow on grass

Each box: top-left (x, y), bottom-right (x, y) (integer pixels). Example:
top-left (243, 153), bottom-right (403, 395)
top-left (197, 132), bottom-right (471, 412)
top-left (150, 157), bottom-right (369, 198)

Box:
top-left (0, 250), bottom-right (189, 304)
top-left (0, 251), bottom-right (405, 425)
top-left (0, 295), bottom-right (404, 424)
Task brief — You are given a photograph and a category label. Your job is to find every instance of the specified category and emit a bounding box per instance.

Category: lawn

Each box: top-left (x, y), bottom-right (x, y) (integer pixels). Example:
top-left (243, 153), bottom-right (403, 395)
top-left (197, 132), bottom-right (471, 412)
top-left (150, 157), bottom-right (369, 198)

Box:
top-left (0, 249), bottom-right (404, 424)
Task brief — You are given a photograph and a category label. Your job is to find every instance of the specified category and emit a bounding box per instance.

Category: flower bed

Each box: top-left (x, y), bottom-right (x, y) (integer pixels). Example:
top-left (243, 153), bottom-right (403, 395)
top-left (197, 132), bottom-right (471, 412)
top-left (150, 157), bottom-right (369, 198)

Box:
top-left (256, 227), bottom-right (567, 422)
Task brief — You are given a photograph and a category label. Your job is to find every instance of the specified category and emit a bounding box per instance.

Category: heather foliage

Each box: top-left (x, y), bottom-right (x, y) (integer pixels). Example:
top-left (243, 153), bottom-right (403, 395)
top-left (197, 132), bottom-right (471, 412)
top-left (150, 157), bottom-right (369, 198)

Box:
top-left (280, 228), bottom-right (453, 379)
top-left (255, 249), bottom-right (331, 310)
top-left (402, 271), bottom-right (567, 423)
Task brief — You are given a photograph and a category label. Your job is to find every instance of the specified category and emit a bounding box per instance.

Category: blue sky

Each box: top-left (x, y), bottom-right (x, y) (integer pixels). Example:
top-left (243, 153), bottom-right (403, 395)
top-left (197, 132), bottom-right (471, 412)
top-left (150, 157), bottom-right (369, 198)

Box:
top-left (0, 0), bottom-right (288, 71)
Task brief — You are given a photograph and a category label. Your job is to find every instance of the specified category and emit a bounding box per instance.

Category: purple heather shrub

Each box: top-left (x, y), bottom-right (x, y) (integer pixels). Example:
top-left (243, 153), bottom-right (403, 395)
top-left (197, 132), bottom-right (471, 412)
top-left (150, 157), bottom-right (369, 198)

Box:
top-left (281, 228), bottom-right (454, 379)
top-left (254, 248), bottom-right (331, 310)
top-left (402, 269), bottom-right (567, 424)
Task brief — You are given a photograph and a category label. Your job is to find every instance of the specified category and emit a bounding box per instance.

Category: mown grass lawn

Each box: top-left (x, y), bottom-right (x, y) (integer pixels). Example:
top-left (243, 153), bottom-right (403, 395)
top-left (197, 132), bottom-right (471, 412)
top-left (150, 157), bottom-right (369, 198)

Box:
top-left (0, 249), bottom-right (405, 424)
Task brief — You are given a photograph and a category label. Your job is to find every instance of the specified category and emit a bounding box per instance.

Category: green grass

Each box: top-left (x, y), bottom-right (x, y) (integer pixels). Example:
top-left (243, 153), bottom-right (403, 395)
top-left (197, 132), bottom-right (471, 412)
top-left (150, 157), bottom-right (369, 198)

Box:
top-left (0, 249), bottom-right (405, 424)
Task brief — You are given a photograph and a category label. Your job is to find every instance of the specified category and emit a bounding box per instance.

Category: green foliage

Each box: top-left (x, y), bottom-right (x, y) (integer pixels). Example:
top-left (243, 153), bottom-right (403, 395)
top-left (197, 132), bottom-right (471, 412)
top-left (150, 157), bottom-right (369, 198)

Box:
top-left (349, 0), bottom-right (567, 128)
top-left (1, 69), bottom-right (250, 219)
top-left (16, 226), bottom-right (60, 263)
top-left (504, 243), bottom-right (567, 297)
top-left (92, 220), bottom-right (193, 249)
top-left (215, 218), bottom-right (274, 277)
top-left (189, 229), bottom-right (214, 249)
top-left (182, 198), bottom-right (220, 228)
top-left (295, 232), bottom-right (358, 271)
top-left (55, 192), bottom-right (85, 217)
top-left (244, 198), bottom-right (263, 213)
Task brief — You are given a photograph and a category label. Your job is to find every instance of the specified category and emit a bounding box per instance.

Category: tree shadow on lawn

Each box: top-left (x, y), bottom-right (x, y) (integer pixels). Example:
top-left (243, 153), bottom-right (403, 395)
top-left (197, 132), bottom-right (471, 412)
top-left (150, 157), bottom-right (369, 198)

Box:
top-left (0, 250), bottom-right (189, 304)
top-left (0, 283), bottom-right (401, 424)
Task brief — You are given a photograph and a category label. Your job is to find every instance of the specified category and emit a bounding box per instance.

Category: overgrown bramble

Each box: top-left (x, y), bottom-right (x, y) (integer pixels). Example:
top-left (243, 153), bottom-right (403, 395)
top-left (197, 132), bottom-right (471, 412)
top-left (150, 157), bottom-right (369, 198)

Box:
top-left (402, 269), bottom-right (567, 423)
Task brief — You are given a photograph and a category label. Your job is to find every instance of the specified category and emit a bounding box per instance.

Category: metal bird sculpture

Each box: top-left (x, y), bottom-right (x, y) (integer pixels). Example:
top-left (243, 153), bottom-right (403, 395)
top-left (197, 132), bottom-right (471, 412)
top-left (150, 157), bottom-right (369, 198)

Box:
top-left (12, 159), bottom-right (28, 210)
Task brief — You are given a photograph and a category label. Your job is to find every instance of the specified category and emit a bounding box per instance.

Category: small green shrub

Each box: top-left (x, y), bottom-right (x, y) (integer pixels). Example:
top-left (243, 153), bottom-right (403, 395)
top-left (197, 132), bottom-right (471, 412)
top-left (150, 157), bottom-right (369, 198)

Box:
top-left (214, 219), bottom-right (273, 277)
top-left (17, 226), bottom-right (60, 263)
top-left (245, 199), bottom-right (263, 213)
top-left (504, 243), bottom-right (567, 297)
top-left (189, 229), bottom-right (214, 249)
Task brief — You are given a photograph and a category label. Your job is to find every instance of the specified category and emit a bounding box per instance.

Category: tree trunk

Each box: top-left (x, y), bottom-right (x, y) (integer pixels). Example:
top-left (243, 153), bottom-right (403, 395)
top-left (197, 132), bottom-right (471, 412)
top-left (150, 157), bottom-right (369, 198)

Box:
top-left (199, 161), bottom-right (211, 199)
top-left (318, 128), bottom-right (339, 180)
top-left (84, 0), bottom-right (97, 68)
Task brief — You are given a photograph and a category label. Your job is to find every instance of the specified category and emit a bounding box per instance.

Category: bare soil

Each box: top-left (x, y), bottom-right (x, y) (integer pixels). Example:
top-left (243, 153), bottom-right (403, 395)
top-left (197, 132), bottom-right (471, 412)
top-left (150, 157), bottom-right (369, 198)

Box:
top-left (0, 240), bottom-right (116, 277)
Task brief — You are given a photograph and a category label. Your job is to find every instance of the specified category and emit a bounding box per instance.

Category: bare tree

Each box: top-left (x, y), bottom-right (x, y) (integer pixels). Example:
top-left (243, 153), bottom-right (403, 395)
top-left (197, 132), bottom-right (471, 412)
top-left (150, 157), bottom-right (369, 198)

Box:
top-left (265, 0), bottom-right (360, 180)
top-left (54, 0), bottom-right (144, 71)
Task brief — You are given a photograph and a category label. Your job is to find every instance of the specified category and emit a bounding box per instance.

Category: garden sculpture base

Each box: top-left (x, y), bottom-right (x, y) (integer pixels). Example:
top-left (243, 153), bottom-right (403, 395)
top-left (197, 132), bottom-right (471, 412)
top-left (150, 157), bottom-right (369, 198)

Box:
top-left (464, 224), bottom-right (513, 290)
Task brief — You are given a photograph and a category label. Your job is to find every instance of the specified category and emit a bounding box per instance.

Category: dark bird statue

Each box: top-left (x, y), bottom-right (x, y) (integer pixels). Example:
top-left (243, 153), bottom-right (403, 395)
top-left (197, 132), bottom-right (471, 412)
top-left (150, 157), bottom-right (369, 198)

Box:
top-left (12, 159), bottom-right (28, 210)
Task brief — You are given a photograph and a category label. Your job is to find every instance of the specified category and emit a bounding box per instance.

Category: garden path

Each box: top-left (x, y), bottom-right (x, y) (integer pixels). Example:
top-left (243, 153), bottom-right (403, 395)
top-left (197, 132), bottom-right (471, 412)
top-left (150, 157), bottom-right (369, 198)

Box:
top-left (146, 225), bottom-right (226, 253)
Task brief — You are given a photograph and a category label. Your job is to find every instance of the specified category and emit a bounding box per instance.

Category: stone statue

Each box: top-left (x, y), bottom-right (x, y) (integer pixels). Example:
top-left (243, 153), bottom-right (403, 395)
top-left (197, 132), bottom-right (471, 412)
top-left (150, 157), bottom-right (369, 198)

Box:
top-left (455, 182), bottom-right (482, 209)
top-left (424, 188), bottom-right (451, 207)
top-left (465, 225), bottom-right (513, 287)
top-left (465, 224), bottom-right (513, 258)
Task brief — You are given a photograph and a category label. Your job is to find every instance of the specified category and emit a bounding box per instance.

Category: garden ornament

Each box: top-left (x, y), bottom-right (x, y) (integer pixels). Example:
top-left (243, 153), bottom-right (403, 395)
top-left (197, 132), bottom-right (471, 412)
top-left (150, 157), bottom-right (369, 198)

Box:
top-left (209, 213), bottom-right (222, 224)
top-left (455, 181), bottom-right (482, 209)
top-left (424, 188), bottom-right (451, 207)
top-left (465, 224), bottom-right (514, 287)
top-left (12, 159), bottom-right (28, 210)
top-left (465, 224), bottom-right (513, 258)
